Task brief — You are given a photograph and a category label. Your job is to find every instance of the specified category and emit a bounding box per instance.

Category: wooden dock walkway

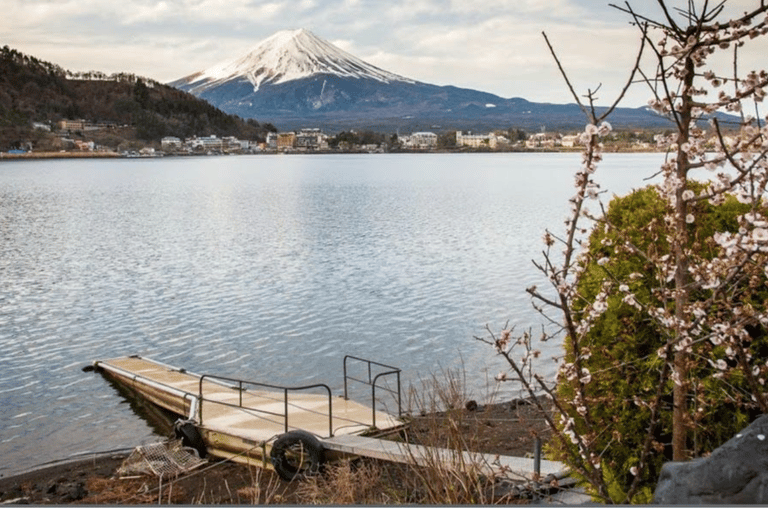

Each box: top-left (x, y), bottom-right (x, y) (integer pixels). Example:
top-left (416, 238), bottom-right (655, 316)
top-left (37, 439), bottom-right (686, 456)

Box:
top-left (95, 355), bottom-right (566, 482)
top-left (95, 355), bottom-right (402, 439)
top-left (323, 435), bottom-right (565, 481)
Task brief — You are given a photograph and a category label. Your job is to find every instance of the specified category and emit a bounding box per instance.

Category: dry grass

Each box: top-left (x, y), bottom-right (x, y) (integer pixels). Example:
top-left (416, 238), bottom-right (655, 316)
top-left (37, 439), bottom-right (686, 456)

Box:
top-left (297, 460), bottom-right (404, 505)
top-left (235, 467), bottom-right (288, 505)
top-left (80, 476), bottom-right (185, 505)
top-left (295, 370), bottom-right (532, 505)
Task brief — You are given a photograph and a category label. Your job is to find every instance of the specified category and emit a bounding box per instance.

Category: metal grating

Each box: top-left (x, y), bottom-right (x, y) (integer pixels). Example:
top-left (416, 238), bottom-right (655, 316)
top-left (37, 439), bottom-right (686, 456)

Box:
top-left (117, 440), bottom-right (207, 478)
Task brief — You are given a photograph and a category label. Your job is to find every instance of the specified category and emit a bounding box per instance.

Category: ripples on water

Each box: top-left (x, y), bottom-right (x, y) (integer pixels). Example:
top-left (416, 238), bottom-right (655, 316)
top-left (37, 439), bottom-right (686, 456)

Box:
top-left (0, 153), bottom-right (664, 476)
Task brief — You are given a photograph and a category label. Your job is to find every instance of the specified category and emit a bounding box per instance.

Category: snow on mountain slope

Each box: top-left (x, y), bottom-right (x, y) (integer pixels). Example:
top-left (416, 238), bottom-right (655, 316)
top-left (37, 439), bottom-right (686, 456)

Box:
top-left (169, 28), bottom-right (683, 133)
top-left (176, 29), bottom-right (415, 94)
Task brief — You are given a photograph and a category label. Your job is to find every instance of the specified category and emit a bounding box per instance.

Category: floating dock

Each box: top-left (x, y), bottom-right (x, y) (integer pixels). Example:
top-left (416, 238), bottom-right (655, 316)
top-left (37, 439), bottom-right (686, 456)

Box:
top-left (94, 355), bottom-right (565, 482)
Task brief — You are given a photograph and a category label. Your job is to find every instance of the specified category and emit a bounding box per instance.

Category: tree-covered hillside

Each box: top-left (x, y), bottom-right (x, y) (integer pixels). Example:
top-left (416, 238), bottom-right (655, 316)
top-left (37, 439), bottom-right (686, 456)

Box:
top-left (0, 46), bottom-right (275, 150)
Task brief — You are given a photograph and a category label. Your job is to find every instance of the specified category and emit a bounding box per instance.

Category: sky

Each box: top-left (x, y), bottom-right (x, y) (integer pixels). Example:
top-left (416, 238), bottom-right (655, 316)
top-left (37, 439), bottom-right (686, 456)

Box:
top-left (2, 0), bottom-right (764, 108)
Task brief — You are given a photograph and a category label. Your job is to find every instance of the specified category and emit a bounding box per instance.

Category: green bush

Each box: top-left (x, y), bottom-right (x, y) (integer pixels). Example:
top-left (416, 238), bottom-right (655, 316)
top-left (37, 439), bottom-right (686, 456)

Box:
top-left (549, 183), bottom-right (768, 502)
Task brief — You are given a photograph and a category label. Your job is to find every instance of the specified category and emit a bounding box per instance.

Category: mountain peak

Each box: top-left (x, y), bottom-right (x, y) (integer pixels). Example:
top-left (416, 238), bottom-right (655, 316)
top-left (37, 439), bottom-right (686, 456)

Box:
top-left (176, 28), bottom-right (415, 94)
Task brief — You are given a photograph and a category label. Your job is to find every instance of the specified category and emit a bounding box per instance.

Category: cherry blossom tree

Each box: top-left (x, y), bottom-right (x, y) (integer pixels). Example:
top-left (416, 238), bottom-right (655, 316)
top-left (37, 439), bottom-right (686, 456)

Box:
top-left (479, 1), bottom-right (768, 503)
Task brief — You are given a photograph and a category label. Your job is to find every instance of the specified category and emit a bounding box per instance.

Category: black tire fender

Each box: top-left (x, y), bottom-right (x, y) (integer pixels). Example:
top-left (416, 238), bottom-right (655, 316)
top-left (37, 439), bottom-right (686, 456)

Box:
top-left (174, 421), bottom-right (207, 458)
top-left (270, 430), bottom-right (325, 481)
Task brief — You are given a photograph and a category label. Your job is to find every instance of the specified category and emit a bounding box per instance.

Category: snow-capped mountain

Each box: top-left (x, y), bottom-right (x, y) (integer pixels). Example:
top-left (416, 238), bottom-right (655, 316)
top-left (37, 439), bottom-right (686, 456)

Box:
top-left (178, 29), bottom-right (414, 96)
top-left (170, 29), bottom-right (672, 132)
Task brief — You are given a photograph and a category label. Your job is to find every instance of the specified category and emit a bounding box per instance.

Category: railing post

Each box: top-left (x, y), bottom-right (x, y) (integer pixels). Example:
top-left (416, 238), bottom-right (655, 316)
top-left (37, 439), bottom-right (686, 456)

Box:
top-left (371, 380), bottom-right (377, 429)
top-left (342, 356), bottom-right (403, 429)
top-left (198, 376), bottom-right (204, 424)
top-left (343, 356), bottom-right (349, 400)
top-left (396, 370), bottom-right (402, 417)
top-left (284, 389), bottom-right (289, 433)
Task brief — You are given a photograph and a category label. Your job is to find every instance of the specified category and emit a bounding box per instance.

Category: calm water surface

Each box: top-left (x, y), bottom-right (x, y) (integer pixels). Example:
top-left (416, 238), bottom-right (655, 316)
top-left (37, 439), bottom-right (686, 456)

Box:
top-left (0, 153), bottom-right (664, 476)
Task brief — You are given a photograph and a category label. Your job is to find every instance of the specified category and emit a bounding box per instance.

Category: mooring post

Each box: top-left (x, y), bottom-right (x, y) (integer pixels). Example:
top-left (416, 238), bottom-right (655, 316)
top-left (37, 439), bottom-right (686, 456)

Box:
top-left (534, 436), bottom-right (542, 477)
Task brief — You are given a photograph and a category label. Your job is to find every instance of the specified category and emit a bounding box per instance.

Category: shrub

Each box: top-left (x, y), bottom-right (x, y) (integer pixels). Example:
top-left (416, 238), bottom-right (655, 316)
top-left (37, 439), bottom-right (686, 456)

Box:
top-left (549, 183), bottom-right (768, 501)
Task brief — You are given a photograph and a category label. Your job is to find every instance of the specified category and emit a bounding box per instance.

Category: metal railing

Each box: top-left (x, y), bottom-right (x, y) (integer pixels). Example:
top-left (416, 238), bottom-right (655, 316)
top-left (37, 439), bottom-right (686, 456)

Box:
top-left (197, 374), bottom-right (334, 438)
top-left (343, 355), bottom-right (402, 429)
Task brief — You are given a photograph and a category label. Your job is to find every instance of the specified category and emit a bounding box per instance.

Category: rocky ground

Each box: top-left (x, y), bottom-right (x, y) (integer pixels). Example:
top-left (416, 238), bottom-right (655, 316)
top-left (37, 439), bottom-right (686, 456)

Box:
top-left (0, 399), bottom-right (556, 505)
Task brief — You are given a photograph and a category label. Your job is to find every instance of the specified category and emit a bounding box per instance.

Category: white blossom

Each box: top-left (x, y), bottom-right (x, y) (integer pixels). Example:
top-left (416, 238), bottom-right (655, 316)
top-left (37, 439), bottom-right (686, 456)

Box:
top-left (753, 227), bottom-right (768, 242)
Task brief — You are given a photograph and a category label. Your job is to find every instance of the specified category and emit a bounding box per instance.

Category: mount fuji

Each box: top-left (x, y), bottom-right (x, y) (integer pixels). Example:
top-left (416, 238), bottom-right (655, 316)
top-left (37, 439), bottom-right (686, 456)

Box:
top-left (170, 29), bottom-right (668, 133)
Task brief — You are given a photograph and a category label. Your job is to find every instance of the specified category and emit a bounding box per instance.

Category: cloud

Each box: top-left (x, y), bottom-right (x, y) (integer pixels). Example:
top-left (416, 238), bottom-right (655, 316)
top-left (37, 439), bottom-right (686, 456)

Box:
top-left (3, 0), bottom-right (766, 106)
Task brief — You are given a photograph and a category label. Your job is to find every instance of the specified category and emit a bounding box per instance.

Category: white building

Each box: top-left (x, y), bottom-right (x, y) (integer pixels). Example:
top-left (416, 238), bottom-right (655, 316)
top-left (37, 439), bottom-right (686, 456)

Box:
top-left (161, 136), bottom-right (182, 150)
top-left (188, 135), bottom-right (224, 152)
top-left (401, 132), bottom-right (437, 149)
top-left (525, 133), bottom-right (557, 148)
top-left (222, 136), bottom-right (244, 152)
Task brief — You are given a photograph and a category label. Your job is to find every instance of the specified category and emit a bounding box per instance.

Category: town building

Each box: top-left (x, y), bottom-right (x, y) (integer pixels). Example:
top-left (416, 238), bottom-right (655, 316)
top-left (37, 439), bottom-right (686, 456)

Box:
top-left (456, 131), bottom-right (510, 149)
top-left (525, 133), bottom-right (558, 148)
top-left (58, 119), bottom-right (85, 131)
top-left (161, 137), bottom-right (182, 150)
top-left (57, 119), bottom-right (117, 132)
top-left (399, 132), bottom-right (438, 149)
top-left (456, 131), bottom-right (487, 148)
top-left (188, 135), bottom-right (224, 152)
top-left (295, 129), bottom-right (329, 151)
top-left (277, 132), bottom-right (297, 150)
top-left (74, 140), bottom-right (95, 151)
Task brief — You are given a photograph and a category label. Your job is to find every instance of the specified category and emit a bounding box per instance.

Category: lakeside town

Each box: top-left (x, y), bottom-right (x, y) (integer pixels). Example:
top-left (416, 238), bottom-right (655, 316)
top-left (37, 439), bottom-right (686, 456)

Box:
top-left (1, 117), bottom-right (666, 158)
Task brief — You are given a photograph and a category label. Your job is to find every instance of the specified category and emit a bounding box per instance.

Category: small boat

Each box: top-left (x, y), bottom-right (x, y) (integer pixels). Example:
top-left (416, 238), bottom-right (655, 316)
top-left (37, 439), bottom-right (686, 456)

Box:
top-left (93, 354), bottom-right (565, 482)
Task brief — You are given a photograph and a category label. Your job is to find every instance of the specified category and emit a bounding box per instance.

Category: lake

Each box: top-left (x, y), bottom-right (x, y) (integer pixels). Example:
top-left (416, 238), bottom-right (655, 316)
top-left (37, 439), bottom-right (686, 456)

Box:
top-left (0, 152), bottom-right (665, 476)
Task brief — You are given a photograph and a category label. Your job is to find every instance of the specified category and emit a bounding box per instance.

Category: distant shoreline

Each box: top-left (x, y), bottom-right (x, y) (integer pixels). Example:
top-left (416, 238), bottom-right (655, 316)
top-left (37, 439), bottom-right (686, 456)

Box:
top-left (0, 147), bottom-right (661, 161)
top-left (0, 151), bottom-right (121, 160)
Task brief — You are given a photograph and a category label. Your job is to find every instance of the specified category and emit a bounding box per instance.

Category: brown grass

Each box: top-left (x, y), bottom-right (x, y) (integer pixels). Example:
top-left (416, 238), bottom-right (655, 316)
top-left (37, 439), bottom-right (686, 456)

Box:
top-left (234, 467), bottom-right (287, 505)
top-left (294, 370), bottom-right (537, 505)
top-left (80, 476), bottom-right (184, 505)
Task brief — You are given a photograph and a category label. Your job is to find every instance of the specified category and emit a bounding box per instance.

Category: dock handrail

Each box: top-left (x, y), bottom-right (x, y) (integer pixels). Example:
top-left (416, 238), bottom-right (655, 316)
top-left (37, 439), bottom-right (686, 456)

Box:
top-left (343, 356), bottom-right (402, 428)
top-left (198, 375), bottom-right (334, 438)
top-left (93, 358), bottom-right (200, 421)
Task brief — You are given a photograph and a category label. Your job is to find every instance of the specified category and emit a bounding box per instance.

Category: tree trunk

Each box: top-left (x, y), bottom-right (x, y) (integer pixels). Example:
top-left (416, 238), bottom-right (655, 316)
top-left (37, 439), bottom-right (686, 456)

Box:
top-left (671, 54), bottom-right (696, 461)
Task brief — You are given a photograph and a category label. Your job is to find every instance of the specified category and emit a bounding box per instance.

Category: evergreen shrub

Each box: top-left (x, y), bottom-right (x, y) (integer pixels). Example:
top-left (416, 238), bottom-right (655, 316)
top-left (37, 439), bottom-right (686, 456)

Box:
top-left (549, 183), bottom-right (768, 502)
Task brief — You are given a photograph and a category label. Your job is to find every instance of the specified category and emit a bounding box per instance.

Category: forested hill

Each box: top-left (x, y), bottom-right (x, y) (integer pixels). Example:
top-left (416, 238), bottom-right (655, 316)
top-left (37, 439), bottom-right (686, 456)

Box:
top-left (0, 46), bottom-right (275, 150)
